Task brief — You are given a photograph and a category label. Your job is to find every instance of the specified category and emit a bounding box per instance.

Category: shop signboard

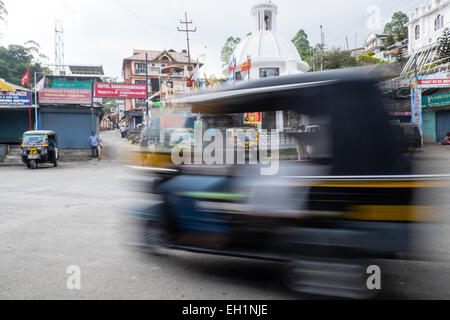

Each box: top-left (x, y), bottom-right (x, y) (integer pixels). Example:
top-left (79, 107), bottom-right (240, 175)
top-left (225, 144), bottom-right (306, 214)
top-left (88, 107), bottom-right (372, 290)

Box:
top-left (417, 72), bottom-right (450, 88)
top-left (94, 83), bottom-right (147, 99)
top-left (39, 88), bottom-right (92, 105)
top-left (243, 112), bottom-right (262, 125)
top-left (0, 91), bottom-right (30, 108)
top-left (411, 78), bottom-right (423, 133)
top-left (422, 92), bottom-right (450, 109)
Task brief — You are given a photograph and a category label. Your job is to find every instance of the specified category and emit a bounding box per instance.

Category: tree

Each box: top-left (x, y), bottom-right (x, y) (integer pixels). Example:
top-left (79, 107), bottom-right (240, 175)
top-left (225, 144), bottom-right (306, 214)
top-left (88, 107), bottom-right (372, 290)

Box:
top-left (220, 36), bottom-right (241, 66)
top-left (438, 28), bottom-right (450, 63)
top-left (323, 49), bottom-right (358, 69)
top-left (0, 43), bottom-right (49, 87)
top-left (0, 0), bottom-right (7, 22)
top-left (383, 11), bottom-right (409, 42)
top-left (292, 29), bottom-right (311, 60)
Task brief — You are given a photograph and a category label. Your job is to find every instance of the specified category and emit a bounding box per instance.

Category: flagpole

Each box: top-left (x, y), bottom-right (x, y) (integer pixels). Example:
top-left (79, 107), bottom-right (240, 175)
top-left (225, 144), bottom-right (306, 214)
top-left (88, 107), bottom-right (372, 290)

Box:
top-left (28, 90), bottom-right (32, 130)
top-left (34, 72), bottom-right (38, 130)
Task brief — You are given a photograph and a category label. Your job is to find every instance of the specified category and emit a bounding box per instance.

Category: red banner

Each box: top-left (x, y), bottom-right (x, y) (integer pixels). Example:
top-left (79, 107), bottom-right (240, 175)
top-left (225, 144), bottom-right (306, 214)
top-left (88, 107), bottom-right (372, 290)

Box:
top-left (94, 83), bottom-right (147, 98)
top-left (418, 79), bottom-right (450, 86)
top-left (39, 88), bottom-right (92, 105)
top-left (243, 112), bottom-right (261, 124)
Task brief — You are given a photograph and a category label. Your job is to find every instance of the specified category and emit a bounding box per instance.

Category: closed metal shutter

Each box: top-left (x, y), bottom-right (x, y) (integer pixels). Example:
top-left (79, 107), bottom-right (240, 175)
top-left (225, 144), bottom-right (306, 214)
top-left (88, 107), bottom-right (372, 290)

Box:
top-left (40, 110), bottom-right (97, 148)
top-left (436, 110), bottom-right (450, 142)
top-left (0, 110), bottom-right (34, 143)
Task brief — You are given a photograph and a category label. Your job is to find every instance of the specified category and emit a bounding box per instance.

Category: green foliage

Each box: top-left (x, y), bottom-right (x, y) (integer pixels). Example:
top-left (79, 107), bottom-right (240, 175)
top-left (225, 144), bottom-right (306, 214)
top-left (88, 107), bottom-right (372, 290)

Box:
top-left (383, 11), bottom-right (409, 42)
top-left (323, 49), bottom-right (358, 69)
top-left (220, 36), bottom-right (241, 66)
top-left (292, 29), bottom-right (311, 60)
top-left (438, 28), bottom-right (450, 62)
top-left (0, 0), bottom-right (7, 22)
top-left (385, 34), bottom-right (396, 49)
top-left (0, 43), bottom-right (48, 87)
top-left (357, 54), bottom-right (383, 65)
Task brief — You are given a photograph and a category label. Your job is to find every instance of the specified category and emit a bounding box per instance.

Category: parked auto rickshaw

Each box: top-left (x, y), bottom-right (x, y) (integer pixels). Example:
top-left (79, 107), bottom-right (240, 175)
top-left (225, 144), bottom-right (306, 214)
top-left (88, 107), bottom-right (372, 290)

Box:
top-left (20, 130), bottom-right (59, 169)
top-left (124, 67), bottom-right (449, 299)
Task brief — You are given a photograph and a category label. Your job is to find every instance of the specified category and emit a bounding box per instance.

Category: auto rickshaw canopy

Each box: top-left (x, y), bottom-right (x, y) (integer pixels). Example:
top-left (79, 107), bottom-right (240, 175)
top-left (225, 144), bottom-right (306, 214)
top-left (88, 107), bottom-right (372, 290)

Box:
top-left (173, 67), bottom-right (409, 176)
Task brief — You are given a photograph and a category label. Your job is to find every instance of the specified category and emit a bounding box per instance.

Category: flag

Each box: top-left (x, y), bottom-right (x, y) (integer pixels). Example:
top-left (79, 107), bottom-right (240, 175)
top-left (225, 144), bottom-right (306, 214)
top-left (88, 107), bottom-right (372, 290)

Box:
top-left (21, 67), bottom-right (30, 87)
top-left (33, 76), bottom-right (45, 91)
top-left (187, 64), bottom-right (200, 87)
top-left (240, 57), bottom-right (251, 72)
top-left (227, 56), bottom-right (236, 72)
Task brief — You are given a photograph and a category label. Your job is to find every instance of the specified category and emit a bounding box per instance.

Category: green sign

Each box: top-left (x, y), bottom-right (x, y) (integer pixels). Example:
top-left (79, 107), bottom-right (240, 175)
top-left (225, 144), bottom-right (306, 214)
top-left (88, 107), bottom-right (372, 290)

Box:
top-left (422, 92), bottom-right (450, 109)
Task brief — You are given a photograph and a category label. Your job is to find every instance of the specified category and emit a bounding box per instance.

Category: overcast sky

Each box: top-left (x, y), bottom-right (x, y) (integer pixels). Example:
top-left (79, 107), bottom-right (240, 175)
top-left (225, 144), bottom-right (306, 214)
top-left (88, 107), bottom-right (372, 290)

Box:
top-left (0, 0), bottom-right (423, 79)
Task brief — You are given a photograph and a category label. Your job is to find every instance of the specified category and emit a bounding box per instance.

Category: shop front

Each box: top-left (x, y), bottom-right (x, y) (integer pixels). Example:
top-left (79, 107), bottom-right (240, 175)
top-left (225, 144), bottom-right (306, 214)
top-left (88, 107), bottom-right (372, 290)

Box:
top-left (0, 90), bottom-right (35, 144)
top-left (422, 91), bottom-right (450, 143)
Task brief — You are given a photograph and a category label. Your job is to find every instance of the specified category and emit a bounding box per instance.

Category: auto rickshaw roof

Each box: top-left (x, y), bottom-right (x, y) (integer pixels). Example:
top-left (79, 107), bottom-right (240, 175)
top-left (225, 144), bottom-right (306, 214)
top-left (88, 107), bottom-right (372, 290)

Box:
top-left (173, 66), bottom-right (383, 114)
top-left (23, 130), bottom-right (57, 136)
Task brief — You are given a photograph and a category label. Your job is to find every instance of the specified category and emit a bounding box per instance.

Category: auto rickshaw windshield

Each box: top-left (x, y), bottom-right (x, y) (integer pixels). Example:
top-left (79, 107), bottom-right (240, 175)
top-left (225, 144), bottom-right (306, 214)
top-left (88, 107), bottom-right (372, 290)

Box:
top-left (23, 135), bottom-right (47, 146)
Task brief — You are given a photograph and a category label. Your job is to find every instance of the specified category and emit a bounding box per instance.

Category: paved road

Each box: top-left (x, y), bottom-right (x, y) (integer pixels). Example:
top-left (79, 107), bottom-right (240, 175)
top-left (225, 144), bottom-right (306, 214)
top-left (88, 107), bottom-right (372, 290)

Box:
top-left (0, 130), bottom-right (449, 299)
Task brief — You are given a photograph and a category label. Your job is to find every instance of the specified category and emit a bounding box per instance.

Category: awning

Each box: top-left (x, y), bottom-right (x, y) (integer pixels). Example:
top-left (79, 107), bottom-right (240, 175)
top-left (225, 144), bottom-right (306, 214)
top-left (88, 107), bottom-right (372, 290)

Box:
top-left (0, 79), bottom-right (16, 91)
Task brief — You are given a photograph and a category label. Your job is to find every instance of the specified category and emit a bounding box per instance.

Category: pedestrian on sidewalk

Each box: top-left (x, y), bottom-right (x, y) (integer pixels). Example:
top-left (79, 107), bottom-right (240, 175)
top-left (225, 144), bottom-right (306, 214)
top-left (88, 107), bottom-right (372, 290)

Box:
top-left (88, 131), bottom-right (99, 158)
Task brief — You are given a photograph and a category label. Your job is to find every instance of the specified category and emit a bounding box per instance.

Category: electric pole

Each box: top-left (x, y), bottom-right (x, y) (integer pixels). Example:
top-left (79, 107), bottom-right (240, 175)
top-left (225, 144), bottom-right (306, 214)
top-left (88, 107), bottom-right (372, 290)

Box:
top-left (177, 12), bottom-right (197, 74)
top-left (320, 25), bottom-right (325, 71)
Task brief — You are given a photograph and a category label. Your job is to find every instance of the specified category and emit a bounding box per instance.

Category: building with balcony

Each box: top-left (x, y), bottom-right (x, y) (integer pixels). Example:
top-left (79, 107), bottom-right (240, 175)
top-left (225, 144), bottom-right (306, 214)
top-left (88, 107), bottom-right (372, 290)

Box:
top-left (402, 0), bottom-right (450, 76)
top-left (122, 49), bottom-right (203, 114)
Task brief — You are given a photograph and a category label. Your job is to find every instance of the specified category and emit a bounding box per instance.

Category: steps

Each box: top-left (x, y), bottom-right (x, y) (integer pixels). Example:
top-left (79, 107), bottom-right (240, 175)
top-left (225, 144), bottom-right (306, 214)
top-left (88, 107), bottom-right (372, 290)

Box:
top-left (1, 145), bottom-right (23, 166)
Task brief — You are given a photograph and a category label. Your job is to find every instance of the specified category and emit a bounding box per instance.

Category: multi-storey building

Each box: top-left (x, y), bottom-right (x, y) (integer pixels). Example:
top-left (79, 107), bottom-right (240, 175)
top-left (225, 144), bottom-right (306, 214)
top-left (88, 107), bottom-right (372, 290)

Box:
top-left (122, 49), bottom-right (203, 114)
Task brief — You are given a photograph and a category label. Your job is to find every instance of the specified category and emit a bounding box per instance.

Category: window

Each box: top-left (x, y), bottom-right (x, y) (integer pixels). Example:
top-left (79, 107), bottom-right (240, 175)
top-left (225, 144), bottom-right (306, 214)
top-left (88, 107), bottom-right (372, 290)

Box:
top-left (135, 98), bottom-right (146, 108)
top-left (259, 68), bottom-right (279, 78)
top-left (435, 15), bottom-right (444, 30)
top-left (415, 25), bottom-right (420, 40)
top-left (134, 63), bottom-right (146, 74)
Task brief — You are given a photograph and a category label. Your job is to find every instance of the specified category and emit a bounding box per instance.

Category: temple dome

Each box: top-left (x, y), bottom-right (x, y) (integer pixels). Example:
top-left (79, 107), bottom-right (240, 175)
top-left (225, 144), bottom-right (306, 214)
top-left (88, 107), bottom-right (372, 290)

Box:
top-left (224, 1), bottom-right (309, 77)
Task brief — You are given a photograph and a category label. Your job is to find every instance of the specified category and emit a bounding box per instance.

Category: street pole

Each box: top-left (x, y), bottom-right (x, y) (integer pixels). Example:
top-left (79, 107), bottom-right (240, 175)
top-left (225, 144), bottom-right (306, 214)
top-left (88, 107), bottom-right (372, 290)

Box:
top-left (177, 12), bottom-right (197, 93)
top-left (145, 52), bottom-right (150, 144)
top-left (34, 72), bottom-right (39, 130)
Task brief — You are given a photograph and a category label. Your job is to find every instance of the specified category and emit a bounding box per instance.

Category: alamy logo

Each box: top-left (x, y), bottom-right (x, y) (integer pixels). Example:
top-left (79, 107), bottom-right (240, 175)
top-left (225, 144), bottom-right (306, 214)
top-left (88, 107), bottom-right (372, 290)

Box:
top-left (66, 265), bottom-right (81, 290)
top-left (170, 127), bottom-right (280, 176)
top-left (366, 265), bottom-right (381, 290)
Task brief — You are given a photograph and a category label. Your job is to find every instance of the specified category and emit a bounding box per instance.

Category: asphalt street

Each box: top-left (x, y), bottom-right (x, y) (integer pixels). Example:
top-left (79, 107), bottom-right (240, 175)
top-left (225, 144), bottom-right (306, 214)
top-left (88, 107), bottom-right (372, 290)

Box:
top-left (0, 130), bottom-right (449, 299)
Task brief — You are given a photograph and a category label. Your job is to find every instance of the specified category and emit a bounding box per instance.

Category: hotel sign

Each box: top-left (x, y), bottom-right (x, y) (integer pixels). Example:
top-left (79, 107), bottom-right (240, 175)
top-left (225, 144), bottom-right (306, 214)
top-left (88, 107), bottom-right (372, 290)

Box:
top-left (94, 83), bottom-right (147, 99)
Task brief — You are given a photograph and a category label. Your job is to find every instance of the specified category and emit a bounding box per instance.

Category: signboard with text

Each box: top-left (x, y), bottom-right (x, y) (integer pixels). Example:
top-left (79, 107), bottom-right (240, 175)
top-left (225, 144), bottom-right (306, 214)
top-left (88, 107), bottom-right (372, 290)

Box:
top-left (411, 78), bottom-right (423, 133)
top-left (0, 91), bottom-right (30, 108)
top-left (94, 83), bottom-right (147, 99)
top-left (422, 92), bottom-right (450, 109)
top-left (244, 112), bottom-right (262, 125)
top-left (39, 88), bottom-right (92, 105)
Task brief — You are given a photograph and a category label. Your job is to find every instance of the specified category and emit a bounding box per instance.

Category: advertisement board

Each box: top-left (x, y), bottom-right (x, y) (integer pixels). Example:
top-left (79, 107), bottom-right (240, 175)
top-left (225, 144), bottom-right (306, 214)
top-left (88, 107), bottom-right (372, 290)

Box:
top-left (411, 78), bottom-right (423, 133)
top-left (422, 92), bottom-right (450, 109)
top-left (39, 88), bottom-right (92, 105)
top-left (94, 83), bottom-right (147, 99)
top-left (0, 91), bottom-right (30, 107)
top-left (243, 112), bottom-right (261, 125)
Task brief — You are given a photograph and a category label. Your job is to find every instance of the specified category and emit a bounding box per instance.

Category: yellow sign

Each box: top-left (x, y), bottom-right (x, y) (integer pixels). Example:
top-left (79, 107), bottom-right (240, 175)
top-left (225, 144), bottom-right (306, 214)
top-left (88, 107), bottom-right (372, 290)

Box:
top-left (29, 148), bottom-right (37, 156)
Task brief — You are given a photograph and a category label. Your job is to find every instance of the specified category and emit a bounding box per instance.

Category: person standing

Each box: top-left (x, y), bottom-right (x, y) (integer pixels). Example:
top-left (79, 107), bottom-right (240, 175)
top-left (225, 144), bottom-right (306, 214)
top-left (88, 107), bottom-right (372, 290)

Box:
top-left (88, 131), bottom-right (99, 158)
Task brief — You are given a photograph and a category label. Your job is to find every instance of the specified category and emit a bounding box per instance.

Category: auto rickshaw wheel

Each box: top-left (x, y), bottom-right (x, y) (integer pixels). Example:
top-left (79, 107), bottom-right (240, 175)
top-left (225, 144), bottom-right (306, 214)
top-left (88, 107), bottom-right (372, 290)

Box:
top-left (54, 160), bottom-right (58, 167)
top-left (29, 160), bottom-right (37, 169)
top-left (26, 161), bottom-right (31, 169)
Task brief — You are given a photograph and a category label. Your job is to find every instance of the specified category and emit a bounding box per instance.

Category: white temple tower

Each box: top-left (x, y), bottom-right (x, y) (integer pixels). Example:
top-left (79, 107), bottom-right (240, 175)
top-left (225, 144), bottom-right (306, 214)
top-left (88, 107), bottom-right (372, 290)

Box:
top-left (223, 1), bottom-right (309, 79)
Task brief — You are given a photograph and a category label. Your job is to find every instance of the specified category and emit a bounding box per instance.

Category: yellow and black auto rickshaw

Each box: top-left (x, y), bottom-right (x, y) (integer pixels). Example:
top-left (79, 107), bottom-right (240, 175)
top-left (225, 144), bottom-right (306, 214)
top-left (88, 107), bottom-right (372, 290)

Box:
top-left (20, 130), bottom-right (59, 169)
